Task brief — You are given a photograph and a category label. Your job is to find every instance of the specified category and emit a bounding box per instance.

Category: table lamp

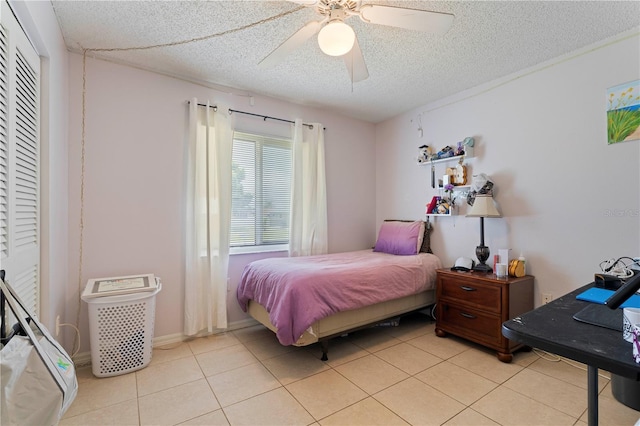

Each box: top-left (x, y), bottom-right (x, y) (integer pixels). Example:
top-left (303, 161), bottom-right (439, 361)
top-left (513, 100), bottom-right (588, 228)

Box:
top-left (466, 193), bottom-right (501, 272)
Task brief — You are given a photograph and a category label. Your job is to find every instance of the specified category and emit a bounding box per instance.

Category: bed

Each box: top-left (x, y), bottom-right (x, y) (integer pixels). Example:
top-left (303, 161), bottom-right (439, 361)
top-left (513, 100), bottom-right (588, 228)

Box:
top-left (236, 220), bottom-right (441, 360)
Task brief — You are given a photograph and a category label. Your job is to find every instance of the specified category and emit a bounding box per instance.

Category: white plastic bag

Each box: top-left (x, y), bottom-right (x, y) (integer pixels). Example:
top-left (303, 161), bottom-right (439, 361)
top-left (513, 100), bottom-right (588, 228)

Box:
top-left (0, 275), bottom-right (77, 425)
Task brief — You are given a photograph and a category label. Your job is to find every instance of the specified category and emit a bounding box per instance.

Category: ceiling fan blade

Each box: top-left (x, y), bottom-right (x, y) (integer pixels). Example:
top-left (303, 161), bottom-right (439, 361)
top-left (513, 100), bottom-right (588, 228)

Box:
top-left (259, 20), bottom-right (322, 68)
top-left (358, 4), bottom-right (454, 34)
top-left (344, 35), bottom-right (368, 83)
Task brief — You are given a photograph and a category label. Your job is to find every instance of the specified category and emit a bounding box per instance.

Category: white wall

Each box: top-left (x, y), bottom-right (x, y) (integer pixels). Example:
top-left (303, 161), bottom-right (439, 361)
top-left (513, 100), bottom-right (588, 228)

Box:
top-left (376, 30), bottom-right (640, 305)
top-left (67, 54), bottom-right (376, 351)
top-left (9, 1), bottom-right (70, 337)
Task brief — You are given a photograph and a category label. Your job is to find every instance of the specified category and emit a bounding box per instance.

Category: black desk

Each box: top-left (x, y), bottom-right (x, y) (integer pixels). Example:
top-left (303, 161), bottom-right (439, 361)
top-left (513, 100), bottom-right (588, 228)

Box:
top-left (502, 283), bottom-right (640, 426)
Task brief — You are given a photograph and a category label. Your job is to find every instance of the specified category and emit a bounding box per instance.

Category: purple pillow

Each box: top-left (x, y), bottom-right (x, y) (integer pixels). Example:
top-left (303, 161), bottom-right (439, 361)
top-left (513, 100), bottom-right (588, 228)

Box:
top-left (373, 221), bottom-right (423, 255)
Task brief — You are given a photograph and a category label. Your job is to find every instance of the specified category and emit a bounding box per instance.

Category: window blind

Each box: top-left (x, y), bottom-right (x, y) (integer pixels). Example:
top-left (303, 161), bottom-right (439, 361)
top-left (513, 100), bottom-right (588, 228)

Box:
top-left (231, 132), bottom-right (291, 248)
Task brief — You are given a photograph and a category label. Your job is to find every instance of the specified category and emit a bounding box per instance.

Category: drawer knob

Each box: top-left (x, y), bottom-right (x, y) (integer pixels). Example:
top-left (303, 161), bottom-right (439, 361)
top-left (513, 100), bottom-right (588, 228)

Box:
top-left (460, 286), bottom-right (476, 292)
top-left (460, 312), bottom-right (476, 319)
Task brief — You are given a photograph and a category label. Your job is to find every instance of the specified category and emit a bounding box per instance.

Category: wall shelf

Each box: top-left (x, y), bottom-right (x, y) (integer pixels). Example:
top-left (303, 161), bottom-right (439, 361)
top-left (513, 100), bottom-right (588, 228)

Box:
top-left (418, 145), bottom-right (474, 166)
top-left (422, 145), bottom-right (474, 217)
top-left (448, 185), bottom-right (470, 191)
top-left (421, 154), bottom-right (466, 166)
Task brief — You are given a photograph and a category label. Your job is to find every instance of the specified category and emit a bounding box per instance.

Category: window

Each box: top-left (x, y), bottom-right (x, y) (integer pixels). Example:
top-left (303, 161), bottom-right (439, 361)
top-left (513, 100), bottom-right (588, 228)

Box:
top-left (231, 132), bottom-right (291, 250)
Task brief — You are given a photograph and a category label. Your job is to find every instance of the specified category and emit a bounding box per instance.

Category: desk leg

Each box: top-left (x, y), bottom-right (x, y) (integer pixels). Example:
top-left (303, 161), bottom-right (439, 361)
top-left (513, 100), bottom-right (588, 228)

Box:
top-left (587, 365), bottom-right (598, 426)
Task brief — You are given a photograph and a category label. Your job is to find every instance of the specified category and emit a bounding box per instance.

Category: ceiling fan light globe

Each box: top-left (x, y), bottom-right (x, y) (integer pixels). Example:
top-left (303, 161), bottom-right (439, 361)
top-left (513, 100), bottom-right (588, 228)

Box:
top-left (317, 21), bottom-right (355, 56)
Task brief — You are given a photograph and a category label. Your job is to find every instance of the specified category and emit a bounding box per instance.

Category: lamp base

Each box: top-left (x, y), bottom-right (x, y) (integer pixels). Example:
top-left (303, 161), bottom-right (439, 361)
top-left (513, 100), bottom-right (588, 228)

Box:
top-left (473, 262), bottom-right (493, 273)
top-left (474, 244), bottom-right (492, 273)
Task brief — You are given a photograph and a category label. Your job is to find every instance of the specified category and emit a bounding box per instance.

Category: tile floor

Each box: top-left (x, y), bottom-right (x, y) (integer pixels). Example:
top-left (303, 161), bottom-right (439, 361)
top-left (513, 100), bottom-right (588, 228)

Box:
top-left (61, 314), bottom-right (640, 425)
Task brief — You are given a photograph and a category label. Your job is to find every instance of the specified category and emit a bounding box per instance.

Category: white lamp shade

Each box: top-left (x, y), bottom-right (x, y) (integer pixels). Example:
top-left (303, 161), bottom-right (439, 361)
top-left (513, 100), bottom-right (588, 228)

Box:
top-left (317, 21), bottom-right (355, 56)
top-left (466, 194), bottom-right (501, 218)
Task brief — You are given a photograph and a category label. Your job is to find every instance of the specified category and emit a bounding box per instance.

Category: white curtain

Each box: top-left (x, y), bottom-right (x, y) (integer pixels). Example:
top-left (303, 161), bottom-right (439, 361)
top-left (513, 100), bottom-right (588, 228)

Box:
top-left (184, 99), bottom-right (234, 336)
top-left (289, 119), bottom-right (328, 257)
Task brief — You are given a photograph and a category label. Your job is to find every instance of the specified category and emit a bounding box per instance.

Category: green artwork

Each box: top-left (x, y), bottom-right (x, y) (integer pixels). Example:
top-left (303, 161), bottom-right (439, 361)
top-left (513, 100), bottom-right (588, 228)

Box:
top-left (607, 80), bottom-right (640, 144)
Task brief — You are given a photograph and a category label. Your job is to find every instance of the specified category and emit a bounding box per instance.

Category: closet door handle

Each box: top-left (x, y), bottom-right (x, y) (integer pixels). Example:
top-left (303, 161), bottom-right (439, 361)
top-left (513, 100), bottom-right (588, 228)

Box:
top-left (460, 312), bottom-right (476, 319)
top-left (460, 286), bottom-right (476, 292)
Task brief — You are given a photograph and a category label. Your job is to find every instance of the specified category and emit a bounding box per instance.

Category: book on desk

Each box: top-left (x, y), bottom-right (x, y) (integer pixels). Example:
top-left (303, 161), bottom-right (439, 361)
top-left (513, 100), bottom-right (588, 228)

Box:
top-left (574, 272), bottom-right (640, 331)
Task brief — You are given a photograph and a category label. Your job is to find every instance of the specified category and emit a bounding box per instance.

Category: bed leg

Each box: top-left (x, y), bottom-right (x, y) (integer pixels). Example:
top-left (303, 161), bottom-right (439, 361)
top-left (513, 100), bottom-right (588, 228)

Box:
top-left (320, 340), bottom-right (329, 361)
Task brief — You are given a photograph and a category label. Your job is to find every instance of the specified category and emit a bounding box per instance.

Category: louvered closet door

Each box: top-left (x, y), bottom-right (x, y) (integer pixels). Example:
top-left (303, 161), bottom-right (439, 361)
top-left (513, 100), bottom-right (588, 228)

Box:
top-left (1, 1), bottom-right (41, 316)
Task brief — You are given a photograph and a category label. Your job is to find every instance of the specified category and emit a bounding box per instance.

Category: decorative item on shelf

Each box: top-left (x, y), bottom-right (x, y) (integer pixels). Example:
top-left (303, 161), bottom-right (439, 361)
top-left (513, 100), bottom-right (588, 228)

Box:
top-left (466, 173), bottom-right (494, 206)
top-left (444, 183), bottom-right (456, 206)
top-left (416, 144), bottom-right (433, 164)
top-left (454, 160), bottom-right (467, 185)
top-left (461, 137), bottom-right (475, 156)
top-left (444, 168), bottom-right (455, 186)
top-left (436, 145), bottom-right (455, 159)
top-left (466, 193), bottom-right (502, 273)
top-left (416, 137), bottom-right (475, 165)
top-left (436, 200), bottom-right (451, 215)
top-left (452, 137), bottom-right (475, 157)
top-left (426, 195), bottom-right (451, 215)
top-left (426, 196), bottom-right (439, 215)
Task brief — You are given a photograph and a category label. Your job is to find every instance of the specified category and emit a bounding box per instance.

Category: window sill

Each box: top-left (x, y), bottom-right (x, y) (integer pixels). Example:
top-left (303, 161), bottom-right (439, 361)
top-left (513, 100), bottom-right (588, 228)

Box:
top-left (230, 244), bottom-right (289, 256)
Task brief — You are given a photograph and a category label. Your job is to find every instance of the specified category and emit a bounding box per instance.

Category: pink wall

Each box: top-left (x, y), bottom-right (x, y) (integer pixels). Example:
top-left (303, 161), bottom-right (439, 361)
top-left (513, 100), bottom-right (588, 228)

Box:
top-left (67, 54), bottom-right (376, 351)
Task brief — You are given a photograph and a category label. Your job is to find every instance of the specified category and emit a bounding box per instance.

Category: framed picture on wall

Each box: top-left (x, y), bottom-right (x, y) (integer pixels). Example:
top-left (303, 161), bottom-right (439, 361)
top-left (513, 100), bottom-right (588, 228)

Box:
top-left (607, 79), bottom-right (640, 145)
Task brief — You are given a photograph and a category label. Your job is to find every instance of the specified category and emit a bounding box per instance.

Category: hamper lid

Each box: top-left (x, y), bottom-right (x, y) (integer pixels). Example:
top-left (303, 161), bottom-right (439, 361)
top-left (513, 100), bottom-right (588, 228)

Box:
top-left (82, 273), bottom-right (158, 299)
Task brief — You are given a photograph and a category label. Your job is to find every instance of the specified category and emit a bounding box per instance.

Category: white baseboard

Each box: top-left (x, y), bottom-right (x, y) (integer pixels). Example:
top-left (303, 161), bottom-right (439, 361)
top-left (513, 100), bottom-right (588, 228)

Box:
top-left (72, 317), bottom-right (260, 367)
top-left (72, 352), bottom-right (92, 367)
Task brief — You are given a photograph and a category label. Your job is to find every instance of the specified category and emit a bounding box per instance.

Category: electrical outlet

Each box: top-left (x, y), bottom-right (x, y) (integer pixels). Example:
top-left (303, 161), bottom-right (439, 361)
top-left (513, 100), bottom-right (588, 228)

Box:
top-left (542, 293), bottom-right (553, 304)
top-left (55, 315), bottom-right (61, 336)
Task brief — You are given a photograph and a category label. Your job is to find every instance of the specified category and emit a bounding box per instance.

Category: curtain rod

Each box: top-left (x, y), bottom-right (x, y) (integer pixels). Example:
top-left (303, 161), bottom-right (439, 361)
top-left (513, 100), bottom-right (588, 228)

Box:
top-left (188, 101), bottom-right (323, 130)
top-left (187, 101), bottom-right (217, 110)
top-left (228, 108), bottom-right (318, 130)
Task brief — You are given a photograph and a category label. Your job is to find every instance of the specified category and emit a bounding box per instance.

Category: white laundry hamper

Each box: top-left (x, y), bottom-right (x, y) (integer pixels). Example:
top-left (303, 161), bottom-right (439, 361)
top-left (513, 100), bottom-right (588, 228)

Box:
top-left (82, 274), bottom-right (161, 377)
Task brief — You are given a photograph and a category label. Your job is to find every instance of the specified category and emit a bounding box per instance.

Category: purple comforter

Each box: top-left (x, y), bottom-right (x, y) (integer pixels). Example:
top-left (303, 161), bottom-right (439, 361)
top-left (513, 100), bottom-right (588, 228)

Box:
top-left (237, 250), bottom-right (442, 345)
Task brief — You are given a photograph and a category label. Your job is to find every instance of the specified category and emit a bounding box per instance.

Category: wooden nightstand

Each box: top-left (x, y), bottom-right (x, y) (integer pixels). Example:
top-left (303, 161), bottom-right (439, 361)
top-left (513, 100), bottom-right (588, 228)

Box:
top-left (435, 268), bottom-right (534, 363)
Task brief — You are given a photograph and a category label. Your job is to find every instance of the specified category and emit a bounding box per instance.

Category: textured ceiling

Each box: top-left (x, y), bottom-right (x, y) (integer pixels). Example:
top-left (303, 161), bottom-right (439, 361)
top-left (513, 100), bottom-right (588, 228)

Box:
top-left (51, 1), bottom-right (640, 123)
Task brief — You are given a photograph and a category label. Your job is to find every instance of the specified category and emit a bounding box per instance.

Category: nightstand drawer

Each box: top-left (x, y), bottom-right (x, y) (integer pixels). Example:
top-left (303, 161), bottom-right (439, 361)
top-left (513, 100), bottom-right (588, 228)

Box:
top-left (439, 276), bottom-right (501, 313)
top-left (439, 302), bottom-right (502, 346)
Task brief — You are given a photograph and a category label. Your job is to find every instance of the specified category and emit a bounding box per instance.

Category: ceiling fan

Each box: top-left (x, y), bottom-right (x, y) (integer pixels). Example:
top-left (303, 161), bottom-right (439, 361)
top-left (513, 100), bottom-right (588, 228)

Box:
top-left (259, 0), bottom-right (454, 82)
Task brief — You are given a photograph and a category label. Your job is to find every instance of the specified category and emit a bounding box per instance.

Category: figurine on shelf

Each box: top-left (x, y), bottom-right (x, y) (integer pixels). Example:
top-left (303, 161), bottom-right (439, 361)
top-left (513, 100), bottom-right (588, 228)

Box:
top-left (436, 199), bottom-right (450, 214)
top-left (416, 144), bottom-right (433, 164)
top-left (427, 195), bottom-right (451, 215)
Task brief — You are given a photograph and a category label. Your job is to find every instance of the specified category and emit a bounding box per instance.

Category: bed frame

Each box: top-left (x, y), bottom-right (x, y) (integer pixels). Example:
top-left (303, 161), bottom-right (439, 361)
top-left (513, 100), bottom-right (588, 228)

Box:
top-left (245, 219), bottom-right (436, 361)
top-left (247, 290), bottom-right (435, 360)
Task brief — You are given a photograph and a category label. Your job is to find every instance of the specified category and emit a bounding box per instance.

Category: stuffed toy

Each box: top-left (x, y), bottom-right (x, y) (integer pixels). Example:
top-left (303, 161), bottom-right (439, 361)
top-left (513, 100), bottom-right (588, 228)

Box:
top-left (436, 200), bottom-right (450, 214)
top-left (416, 144), bottom-right (433, 164)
